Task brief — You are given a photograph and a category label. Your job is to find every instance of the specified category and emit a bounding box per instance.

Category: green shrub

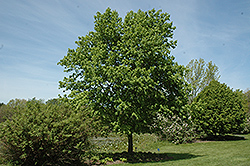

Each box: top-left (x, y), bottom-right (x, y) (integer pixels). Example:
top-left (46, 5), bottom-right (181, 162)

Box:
top-left (0, 99), bottom-right (99, 165)
top-left (191, 80), bottom-right (246, 136)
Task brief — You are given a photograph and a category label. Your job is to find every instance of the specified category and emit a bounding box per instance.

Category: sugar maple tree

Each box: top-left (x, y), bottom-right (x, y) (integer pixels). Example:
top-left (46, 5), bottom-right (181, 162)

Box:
top-left (58, 8), bottom-right (188, 152)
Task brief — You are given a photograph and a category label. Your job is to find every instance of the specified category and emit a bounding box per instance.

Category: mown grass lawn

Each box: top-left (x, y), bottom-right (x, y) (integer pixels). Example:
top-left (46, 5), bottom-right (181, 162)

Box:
top-left (118, 134), bottom-right (250, 166)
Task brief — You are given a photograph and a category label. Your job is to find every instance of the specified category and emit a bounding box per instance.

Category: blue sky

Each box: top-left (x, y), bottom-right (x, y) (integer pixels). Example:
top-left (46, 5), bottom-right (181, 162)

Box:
top-left (0, 0), bottom-right (250, 103)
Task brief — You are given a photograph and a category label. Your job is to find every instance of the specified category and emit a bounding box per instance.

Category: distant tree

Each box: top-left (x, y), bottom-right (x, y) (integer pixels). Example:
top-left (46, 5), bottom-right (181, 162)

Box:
top-left (191, 80), bottom-right (246, 136)
top-left (0, 99), bottom-right (27, 123)
top-left (58, 8), bottom-right (188, 152)
top-left (185, 58), bottom-right (220, 103)
top-left (0, 98), bottom-right (45, 123)
top-left (7, 98), bottom-right (27, 109)
top-left (0, 103), bottom-right (4, 107)
top-left (242, 89), bottom-right (250, 133)
top-left (0, 104), bottom-right (9, 123)
top-left (46, 98), bottom-right (61, 105)
top-left (244, 89), bottom-right (250, 113)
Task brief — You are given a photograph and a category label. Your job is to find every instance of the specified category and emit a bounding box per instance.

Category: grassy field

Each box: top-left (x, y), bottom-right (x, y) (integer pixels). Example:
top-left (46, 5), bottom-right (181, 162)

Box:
top-left (1, 134), bottom-right (250, 165)
top-left (116, 134), bottom-right (250, 166)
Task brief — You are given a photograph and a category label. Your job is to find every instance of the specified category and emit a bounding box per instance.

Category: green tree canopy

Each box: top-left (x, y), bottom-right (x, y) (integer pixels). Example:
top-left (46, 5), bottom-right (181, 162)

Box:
top-left (58, 8), bottom-right (188, 152)
top-left (191, 80), bottom-right (246, 136)
top-left (244, 89), bottom-right (250, 113)
top-left (185, 58), bottom-right (220, 103)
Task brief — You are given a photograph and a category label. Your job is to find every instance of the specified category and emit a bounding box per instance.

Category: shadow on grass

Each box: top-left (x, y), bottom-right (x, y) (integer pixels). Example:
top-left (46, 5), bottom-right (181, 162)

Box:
top-left (99, 151), bottom-right (201, 164)
top-left (201, 135), bottom-right (246, 141)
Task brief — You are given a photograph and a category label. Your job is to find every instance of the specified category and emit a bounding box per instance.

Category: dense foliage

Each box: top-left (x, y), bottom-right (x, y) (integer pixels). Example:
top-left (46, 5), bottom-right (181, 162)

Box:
top-left (191, 80), bottom-right (246, 136)
top-left (0, 99), bottom-right (99, 165)
top-left (58, 8), bottom-right (188, 152)
top-left (185, 58), bottom-right (220, 103)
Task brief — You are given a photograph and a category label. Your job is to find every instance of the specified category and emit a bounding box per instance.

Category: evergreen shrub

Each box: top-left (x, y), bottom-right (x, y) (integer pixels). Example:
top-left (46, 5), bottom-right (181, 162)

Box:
top-left (191, 80), bottom-right (246, 136)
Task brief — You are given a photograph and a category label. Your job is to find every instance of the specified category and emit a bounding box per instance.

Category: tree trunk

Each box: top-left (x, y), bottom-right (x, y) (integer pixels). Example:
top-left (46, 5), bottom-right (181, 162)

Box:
top-left (128, 133), bottom-right (133, 153)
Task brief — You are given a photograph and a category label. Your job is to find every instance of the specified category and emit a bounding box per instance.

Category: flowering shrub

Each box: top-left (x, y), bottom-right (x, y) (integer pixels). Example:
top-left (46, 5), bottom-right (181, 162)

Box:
top-left (155, 107), bottom-right (198, 144)
top-left (241, 115), bottom-right (250, 133)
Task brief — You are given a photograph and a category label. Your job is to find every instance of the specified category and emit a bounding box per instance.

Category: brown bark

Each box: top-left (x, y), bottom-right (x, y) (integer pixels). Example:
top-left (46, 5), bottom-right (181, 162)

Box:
top-left (128, 133), bottom-right (133, 153)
